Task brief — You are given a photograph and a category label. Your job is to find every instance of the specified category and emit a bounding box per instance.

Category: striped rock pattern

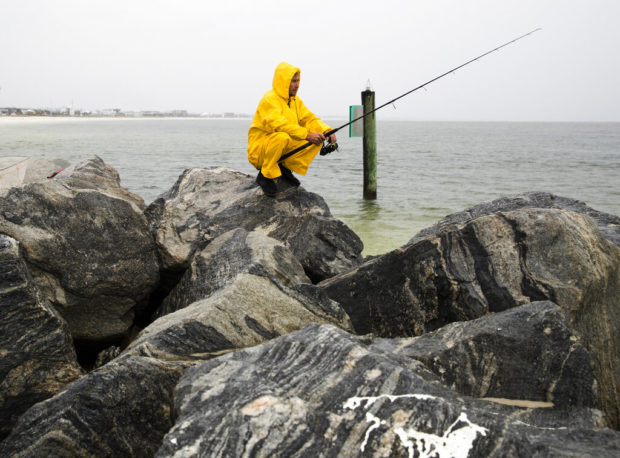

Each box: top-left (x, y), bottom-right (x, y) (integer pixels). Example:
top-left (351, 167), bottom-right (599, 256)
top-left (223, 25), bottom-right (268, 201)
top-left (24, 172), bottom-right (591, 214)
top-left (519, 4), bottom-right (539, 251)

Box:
top-left (156, 228), bottom-right (311, 317)
top-left (155, 316), bottom-right (619, 457)
top-left (145, 168), bottom-right (363, 283)
top-left (0, 356), bottom-right (185, 458)
top-left (321, 206), bottom-right (620, 428)
top-left (125, 272), bottom-right (352, 362)
top-left (0, 156), bottom-right (160, 342)
top-left (374, 301), bottom-right (597, 408)
top-left (0, 234), bottom-right (82, 439)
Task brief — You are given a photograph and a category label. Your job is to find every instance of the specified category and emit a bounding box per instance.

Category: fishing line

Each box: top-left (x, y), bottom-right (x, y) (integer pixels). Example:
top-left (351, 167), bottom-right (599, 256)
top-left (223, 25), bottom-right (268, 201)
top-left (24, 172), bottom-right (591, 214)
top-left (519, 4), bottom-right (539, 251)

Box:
top-left (278, 28), bottom-right (542, 163)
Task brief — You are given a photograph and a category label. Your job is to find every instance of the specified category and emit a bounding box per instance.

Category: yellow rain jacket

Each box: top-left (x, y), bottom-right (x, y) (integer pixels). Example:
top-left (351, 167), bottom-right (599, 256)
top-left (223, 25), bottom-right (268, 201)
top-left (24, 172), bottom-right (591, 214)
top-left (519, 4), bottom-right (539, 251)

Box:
top-left (248, 62), bottom-right (331, 179)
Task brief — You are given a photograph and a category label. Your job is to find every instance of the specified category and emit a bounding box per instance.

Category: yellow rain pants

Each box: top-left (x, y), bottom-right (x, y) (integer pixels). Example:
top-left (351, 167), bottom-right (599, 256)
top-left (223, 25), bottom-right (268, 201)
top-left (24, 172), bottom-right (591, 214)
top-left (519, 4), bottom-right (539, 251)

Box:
top-left (248, 62), bottom-right (331, 179)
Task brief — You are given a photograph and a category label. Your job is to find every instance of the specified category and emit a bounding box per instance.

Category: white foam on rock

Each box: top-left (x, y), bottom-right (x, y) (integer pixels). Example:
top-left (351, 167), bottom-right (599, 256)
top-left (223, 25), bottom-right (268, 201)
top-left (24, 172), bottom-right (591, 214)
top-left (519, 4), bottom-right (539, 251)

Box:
top-left (344, 394), bottom-right (488, 457)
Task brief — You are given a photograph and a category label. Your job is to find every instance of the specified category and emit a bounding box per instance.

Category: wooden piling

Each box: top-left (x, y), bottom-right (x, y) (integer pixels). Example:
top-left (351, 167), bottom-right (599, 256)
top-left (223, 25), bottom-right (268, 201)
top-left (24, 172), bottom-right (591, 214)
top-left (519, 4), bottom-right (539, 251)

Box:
top-left (362, 90), bottom-right (377, 200)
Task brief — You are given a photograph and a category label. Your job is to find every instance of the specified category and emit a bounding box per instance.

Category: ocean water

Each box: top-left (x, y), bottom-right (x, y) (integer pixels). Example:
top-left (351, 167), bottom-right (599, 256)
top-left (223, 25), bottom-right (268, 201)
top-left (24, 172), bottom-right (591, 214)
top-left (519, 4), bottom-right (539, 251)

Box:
top-left (1, 117), bottom-right (619, 255)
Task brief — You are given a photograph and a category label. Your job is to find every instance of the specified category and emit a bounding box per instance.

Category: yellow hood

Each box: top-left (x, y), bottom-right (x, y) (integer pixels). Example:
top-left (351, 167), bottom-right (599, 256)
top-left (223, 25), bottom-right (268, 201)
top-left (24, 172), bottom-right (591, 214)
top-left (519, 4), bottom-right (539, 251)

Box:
top-left (272, 62), bottom-right (300, 99)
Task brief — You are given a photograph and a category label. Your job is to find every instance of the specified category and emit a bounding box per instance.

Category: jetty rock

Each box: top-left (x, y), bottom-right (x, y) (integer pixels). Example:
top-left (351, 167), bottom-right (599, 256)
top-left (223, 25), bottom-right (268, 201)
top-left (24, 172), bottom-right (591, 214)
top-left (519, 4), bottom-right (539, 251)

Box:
top-left (154, 308), bottom-right (619, 457)
top-left (123, 271), bottom-right (352, 362)
top-left (145, 167), bottom-right (363, 284)
top-left (5, 303), bottom-right (618, 457)
top-left (156, 227), bottom-right (312, 317)
top-left (0, 156), bottom-right (159, 342)
top-left (320, 195), bottom-right (620, 429)
top-left (0, 234), bottom-right (82, 440)
top-left (0, 355), bottom-right (186, 458)
top-left (411, 191), bottom-right (620, 247)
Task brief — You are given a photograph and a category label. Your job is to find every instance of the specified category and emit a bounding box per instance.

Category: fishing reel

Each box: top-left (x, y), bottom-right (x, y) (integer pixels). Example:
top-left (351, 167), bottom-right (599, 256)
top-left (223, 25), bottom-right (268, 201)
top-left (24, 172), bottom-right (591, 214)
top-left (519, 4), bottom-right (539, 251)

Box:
top-left (320, 140), bottom-right (338, 156)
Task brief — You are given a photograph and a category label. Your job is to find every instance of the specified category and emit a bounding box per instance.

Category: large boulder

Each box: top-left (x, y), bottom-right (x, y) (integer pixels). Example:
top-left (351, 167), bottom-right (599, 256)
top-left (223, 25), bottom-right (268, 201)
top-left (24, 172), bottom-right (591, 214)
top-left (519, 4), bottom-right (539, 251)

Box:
top-left (374, 301), bottom-right (597, 408)
top-left (411, 191), bottom-right (620, 247)
top-left (155, 320), bottom-right (619, 457)
top-left (145, 168), bottom-right (363, 283)
top-left (124, 273), bottom-right (352, 362)
top-left (157, 228), bottom-right (311, 317)
top-left (321, 204), bottom-right (620, 428)
top-left (0, 157), bottom-right (160, 342)
top-left (0, 234), bottom-right (82, 440)
top-left (0, 356), bottom-right (185, 458)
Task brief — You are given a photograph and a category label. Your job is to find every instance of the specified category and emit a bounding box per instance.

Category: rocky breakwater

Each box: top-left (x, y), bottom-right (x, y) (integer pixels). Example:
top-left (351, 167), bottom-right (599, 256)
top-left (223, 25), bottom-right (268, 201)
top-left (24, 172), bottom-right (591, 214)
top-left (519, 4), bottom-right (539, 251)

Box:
top-left (144, 167), bottom-right (363, 285)
top-left (1, 154), bottom-right (619, 457)
top-left (0, 157), bottom-right (359, 454)
top-left (0, 156), bottom-right (160, 344)
top-left (320, 192), bottom-right (620, 430)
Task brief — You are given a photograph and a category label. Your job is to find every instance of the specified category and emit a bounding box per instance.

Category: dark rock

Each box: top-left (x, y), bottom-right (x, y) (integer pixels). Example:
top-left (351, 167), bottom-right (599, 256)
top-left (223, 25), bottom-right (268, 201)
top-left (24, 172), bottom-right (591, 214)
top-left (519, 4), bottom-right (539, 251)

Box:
top-left (0, 156), bottom-right (160, 342)
top-left (155, 323), bottom-right (619, 457)
top-left (320, 207), bottom-right (620, 427)
top-left (145, 168), bottom-right (363, 283)
top-left (374, 301), bottom-right (597, 408)
top-left (157, 228), bottom-right (310, 317)
top-left (0, 356), bottom-right (185, 458)
top-left (0, 234), bottom-right (83, 440)
top-left (410, 191), bottom-right (620, 247)
top-left (94, 345), bottom-right (121, 369)
top-left (124, 273), bottom-right (352, 362)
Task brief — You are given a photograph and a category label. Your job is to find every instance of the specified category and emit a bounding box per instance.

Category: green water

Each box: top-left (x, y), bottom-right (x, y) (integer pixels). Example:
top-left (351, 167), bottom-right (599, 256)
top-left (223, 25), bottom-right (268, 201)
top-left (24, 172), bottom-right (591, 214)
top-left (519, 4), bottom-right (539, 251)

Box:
top-left (1, 117), bottom-right (619, 255)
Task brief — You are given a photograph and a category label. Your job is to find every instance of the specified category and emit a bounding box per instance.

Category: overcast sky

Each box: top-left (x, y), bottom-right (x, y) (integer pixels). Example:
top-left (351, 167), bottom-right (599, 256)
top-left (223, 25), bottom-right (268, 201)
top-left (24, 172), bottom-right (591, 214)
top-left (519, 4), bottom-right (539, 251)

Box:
top-left (1, 0), bottom-right (619, 121)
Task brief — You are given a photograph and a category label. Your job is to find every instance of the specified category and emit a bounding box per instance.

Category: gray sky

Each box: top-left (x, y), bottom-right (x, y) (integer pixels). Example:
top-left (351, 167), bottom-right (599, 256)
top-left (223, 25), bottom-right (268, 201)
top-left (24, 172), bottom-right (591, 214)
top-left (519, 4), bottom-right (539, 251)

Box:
top-left (2, 0), bottom-right (619, 121)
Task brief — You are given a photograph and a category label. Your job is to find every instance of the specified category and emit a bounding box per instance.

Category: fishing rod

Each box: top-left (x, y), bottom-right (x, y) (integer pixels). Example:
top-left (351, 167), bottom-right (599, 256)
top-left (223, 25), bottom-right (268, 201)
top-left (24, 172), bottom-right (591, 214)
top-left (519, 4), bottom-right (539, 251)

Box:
top-left (279, 27), bottom-right (541, 163)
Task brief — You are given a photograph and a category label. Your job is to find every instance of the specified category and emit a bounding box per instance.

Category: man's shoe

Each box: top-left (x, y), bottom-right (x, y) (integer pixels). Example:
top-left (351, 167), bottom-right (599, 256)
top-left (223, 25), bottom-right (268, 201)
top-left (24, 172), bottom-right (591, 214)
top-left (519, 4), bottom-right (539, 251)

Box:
top-left (279, 165), bottom-right (300, 187)
top-left (256, 171), bottom-right (279, 197)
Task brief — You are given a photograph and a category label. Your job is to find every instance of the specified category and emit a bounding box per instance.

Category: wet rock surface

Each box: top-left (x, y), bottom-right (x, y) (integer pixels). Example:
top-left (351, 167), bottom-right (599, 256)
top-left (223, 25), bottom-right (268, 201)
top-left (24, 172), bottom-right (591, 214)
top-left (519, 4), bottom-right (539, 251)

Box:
top-left (155, 322), bottom-right (619, 458)
top-left (410, 191), bottom-right (620, 247)
top-left (374, 301), bottom-right (597, 407)
top-left (320, 200), bottom-right (620, 428)
top-left (1, 155), bottom-right (618, 456)
top-left (0, 156), bottom-right (159, 342)
top-left (125, 272), bottom-right (351, 362)
top-left (156, 227), bottom-right (311, 317)
top-left (0, 356), bottom-right (185, 458)
top-left (145, 167), bottom-right (363, 283)
top-left (0, 234), bottom-right (82, 440)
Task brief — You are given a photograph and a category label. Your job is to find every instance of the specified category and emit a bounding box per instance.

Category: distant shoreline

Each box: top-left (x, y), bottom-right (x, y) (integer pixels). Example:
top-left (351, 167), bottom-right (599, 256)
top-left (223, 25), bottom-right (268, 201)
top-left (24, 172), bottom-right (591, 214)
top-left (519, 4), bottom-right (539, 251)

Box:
top-left (0, 116), bottom-right (617, 124)
top-left (0, 116), bottom-right (253, 122)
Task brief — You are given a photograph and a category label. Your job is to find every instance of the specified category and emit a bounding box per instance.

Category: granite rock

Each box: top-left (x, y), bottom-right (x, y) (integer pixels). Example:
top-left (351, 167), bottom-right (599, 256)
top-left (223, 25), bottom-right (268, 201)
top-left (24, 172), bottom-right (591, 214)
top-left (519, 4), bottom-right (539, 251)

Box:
top-left (0, 156), bottom-right (160, 342)
top-left (145, 167), bottom-right (363, 283)
top-left (374, 301), bottom-right (597, 408)
top-left (156, 228), bottom-right (311, 317)
top-left (0, 234), bottom-right (82, 440)
top-left (321, 206), bottom-right (620, 427)
top-left (0, 356), bottom-right (185, 458)
top-left (155, 322), bottom-right (619, 457)
top-left (410, 191), bottom-right (620, 247)
top-left (124, 273), bottom-right (352, 362)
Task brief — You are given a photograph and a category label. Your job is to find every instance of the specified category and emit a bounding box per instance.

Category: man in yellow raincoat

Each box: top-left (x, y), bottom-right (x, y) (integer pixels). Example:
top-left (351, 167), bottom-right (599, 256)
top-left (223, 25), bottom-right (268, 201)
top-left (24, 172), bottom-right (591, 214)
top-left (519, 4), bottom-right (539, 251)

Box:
top-left (248, 62), bottom-right (337, 197)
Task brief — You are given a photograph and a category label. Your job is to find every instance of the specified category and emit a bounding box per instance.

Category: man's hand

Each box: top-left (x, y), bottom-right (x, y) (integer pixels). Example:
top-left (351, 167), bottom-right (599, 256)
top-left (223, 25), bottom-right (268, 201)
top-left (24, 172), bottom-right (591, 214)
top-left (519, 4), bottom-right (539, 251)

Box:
top-left (306, 132), bottom-right (325, 145)
top-left (325, 132), bottom-right (337, 144)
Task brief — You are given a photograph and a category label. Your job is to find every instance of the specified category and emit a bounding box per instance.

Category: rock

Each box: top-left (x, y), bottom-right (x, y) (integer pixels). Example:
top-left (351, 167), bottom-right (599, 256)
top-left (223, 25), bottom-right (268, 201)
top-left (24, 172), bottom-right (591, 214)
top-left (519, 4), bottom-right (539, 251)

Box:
top-left (0, 356), bottom-right (185, 458)
top-left (124, 273), bottom-right (352, 362)
top-left (411, 191), bottom-right (620, 247)
top-left (0, 234), bottom-right (82, 440)
top-left (374, 301), bottom-right (597, 408)
top-left (157, 228), bottom-right (311, 317)
top-left (22, 157), bottom-right (71, 184)
top-left (0, 156), bottom-right (160, 342)
top-left (155, 323), bottom-right (619, 457)
top-left (50, 155), bottom-right (146, 211)
top-left (145, 168), bottom-right (363, 283)
top-left (322, 206), bottom-right (620, 429)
